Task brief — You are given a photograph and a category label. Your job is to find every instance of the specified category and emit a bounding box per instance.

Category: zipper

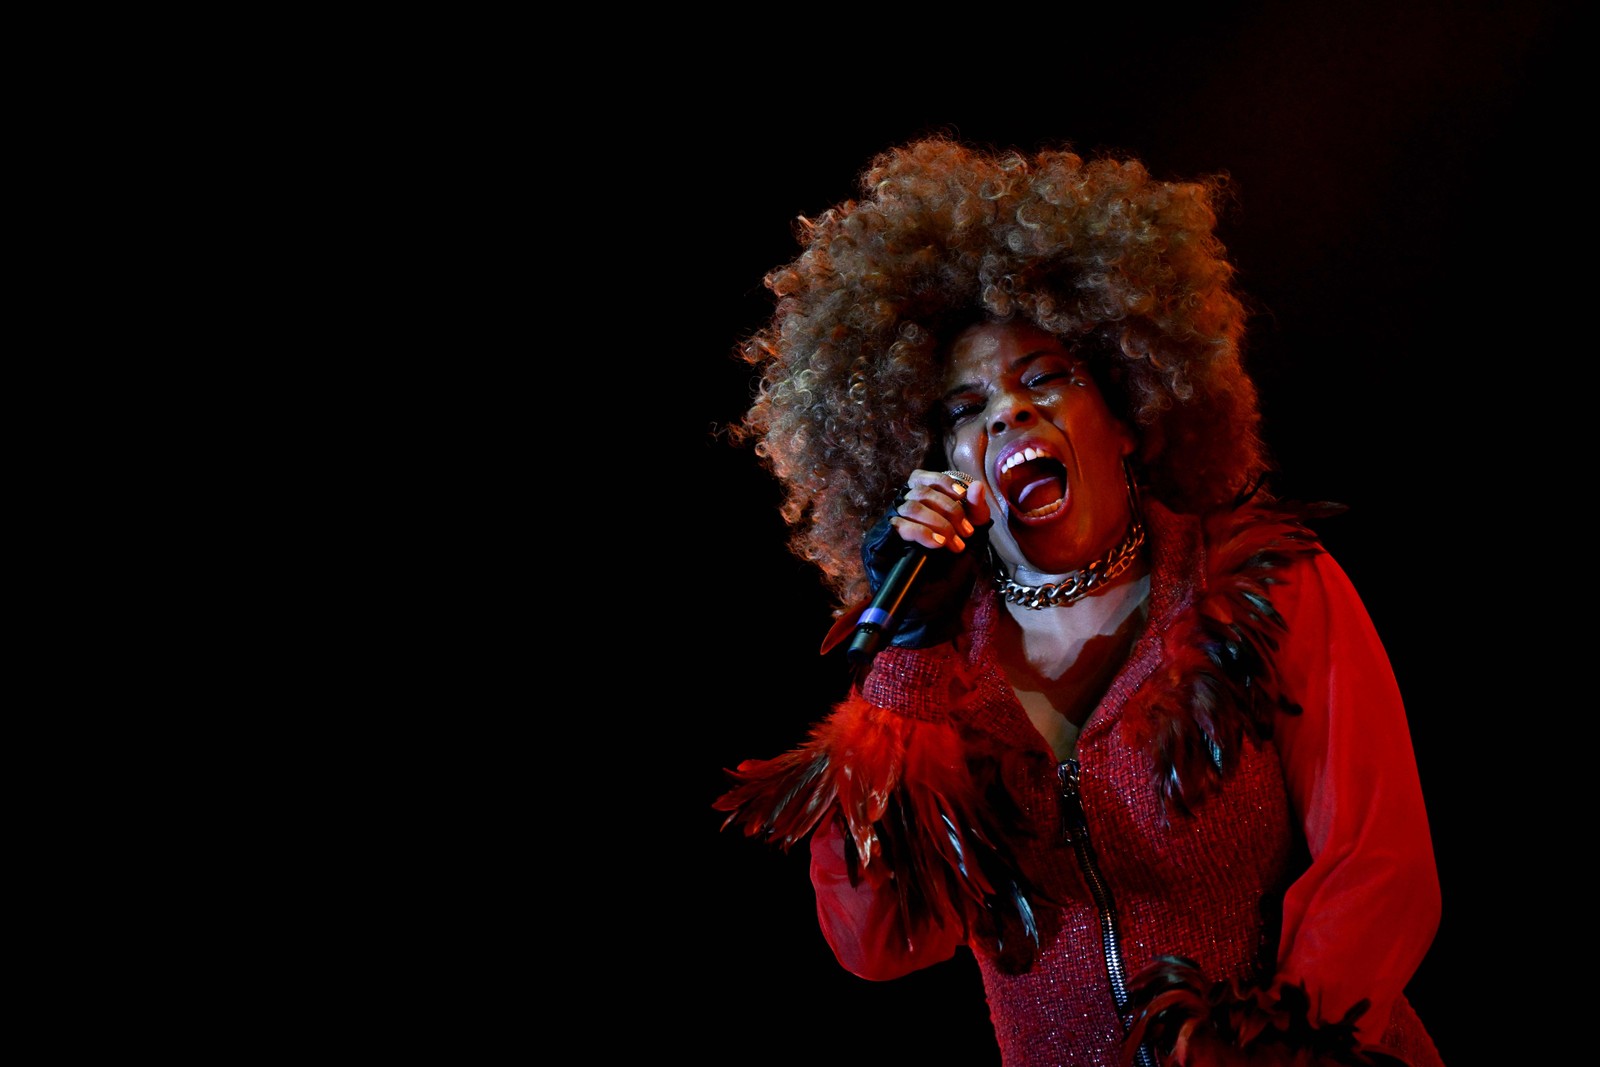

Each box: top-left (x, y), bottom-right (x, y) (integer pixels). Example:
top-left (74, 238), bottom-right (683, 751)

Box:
top-left (1058, 758), bottom-right (1157, 1067)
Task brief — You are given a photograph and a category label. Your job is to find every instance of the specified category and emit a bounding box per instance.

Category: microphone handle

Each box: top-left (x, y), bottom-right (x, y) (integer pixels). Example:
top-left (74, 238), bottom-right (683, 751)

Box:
top-left (844, 471), bottom-right (971, 670)
top-left (845, 546), bottom-right (927, 668)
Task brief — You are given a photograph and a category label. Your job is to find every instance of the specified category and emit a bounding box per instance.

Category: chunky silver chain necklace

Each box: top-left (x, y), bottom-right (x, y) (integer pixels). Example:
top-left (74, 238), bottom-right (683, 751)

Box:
top-left (992, 520), bottom-right (1147, 609)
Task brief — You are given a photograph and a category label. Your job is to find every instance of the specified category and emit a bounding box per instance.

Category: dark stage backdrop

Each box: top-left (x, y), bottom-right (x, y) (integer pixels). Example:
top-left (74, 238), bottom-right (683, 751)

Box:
top-left (660, 5), bottom-right (1577, 1064)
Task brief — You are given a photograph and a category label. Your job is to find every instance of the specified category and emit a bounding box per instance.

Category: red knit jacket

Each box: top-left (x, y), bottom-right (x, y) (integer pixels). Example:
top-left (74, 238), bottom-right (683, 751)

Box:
top-left (718, 502), bottom-right (1444, 1067)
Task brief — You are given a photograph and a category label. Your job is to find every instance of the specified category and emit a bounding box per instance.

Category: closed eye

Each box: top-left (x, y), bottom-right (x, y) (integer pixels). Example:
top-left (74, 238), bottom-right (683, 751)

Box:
top-left (946, 405), bottom-right (979, 426)
top-left (1024, 371), bottom-right (1073, 388)
top-left (943, 395), bottom-right (984, 426)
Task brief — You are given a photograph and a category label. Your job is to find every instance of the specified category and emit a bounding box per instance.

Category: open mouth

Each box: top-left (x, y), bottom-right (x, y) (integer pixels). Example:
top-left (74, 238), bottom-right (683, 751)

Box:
top-left (998, 448), bottom-right (1067, 520)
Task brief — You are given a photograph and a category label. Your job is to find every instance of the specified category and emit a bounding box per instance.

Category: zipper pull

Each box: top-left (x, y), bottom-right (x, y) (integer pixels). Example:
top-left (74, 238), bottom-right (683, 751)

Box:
top-left (1057, 758), bottom-right (1085, 843)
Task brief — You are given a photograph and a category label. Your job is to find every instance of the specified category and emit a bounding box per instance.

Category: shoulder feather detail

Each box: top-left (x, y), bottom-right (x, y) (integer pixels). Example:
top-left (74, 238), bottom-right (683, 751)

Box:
top-left (1124, 498), bottom-right (1342, 817)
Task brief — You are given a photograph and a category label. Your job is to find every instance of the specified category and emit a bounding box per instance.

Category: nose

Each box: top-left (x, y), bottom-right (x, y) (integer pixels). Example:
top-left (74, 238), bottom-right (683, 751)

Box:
top-left (988, 390), bottom-right (1036, 436)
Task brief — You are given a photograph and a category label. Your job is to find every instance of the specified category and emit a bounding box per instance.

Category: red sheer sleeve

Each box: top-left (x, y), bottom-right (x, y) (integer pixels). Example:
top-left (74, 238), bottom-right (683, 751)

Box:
top-left (1270, 551), bottom-right (1441, 1045)
top-left (808, 817), bottom-right (964, 980)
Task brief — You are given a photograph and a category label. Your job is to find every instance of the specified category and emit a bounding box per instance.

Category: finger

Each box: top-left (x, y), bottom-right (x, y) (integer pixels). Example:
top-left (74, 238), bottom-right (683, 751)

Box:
top-left (889, 515), bottom-right (965, 553)
top-left (932, 472), bottom-right (979, 537)
top-left (898, 473), bottom-right (979, 547)
top-left (902, 472), bottom-right (976, 517)
top-left (895, 499), bottom-right (972, 552)
top-left (962, 479), bottom-right (993, 528)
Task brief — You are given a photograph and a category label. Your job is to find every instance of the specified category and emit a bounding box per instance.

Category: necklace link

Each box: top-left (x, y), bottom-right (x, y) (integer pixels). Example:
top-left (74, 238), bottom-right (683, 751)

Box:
top-left (992, 521), bottom-right (1147, 609)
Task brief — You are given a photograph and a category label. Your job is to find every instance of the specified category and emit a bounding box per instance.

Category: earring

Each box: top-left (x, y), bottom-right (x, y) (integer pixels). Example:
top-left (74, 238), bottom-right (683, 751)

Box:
top-left (1122, 457), bottom-right (1144, 519)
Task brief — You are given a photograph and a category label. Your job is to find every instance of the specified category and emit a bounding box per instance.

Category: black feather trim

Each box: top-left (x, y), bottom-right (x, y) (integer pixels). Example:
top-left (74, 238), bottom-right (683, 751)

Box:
top-left (715, 695), bottom-right (1056, 971)
top-left (1124, 498), bottom-right (1340, 818)
top-left (1123, 955), bottom-right (1410, 1067)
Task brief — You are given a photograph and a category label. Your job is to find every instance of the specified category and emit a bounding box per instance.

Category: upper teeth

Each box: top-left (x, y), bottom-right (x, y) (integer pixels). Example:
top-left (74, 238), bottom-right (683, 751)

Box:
top-left (1000, 446), bottom-right (1051, 474)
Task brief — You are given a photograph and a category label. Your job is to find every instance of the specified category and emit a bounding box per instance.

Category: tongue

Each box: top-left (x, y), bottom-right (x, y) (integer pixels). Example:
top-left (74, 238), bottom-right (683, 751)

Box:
top-left (1015, 476), bottom-right (1065, 514)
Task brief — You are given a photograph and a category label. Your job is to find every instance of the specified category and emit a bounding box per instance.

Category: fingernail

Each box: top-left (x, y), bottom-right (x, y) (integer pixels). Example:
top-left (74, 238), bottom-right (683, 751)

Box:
top-left (931, 533), bottom-right (946, 545)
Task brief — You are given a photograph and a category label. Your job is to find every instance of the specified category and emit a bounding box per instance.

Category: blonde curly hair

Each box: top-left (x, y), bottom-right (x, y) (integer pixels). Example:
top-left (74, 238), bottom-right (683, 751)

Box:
top-left (732, 135), bottom-right (1270, 608)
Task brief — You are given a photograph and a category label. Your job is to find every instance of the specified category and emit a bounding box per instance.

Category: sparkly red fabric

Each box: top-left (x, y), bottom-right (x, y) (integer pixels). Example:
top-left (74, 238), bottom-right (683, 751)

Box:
top-left (723, 502), bottom-right (1444, 1067)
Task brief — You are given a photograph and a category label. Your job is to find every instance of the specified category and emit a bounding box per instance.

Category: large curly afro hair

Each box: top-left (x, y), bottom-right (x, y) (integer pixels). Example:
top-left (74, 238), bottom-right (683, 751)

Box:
top-left (732, 135), bottom-right (1271, 608)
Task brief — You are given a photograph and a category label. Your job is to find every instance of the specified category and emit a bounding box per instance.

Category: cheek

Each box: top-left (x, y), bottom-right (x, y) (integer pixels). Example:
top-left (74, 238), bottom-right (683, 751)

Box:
top-left (944, 428), bottom-right (981, 470)
top-left (1068, 402), bottom-right (1137, 456)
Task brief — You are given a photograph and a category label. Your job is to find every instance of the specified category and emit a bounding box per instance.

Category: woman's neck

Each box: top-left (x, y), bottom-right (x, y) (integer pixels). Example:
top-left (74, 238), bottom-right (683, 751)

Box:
top-left (995, 565), bottom-right (1152, 759)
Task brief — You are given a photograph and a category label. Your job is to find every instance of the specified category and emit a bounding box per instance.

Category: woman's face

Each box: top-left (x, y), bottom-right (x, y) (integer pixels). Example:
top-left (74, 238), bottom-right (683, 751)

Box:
top-left (941, 320), bottom-right (1138, 579)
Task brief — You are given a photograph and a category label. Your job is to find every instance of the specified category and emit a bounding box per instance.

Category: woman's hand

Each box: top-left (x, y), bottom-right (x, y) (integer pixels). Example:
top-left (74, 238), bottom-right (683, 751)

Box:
top-left (889, 469), bottom-right (992, 553)
top-left (857, 469), bottom-right (994, 651)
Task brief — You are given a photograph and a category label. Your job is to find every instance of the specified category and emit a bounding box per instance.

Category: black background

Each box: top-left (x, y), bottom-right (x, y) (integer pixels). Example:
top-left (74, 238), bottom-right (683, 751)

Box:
top-left (650, 4), bottom-right (1579, 1063)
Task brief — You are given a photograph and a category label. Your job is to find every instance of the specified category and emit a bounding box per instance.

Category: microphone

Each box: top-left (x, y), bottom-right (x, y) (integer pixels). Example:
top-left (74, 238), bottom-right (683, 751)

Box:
top-left (846, 471), bottom-right (973, 670)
